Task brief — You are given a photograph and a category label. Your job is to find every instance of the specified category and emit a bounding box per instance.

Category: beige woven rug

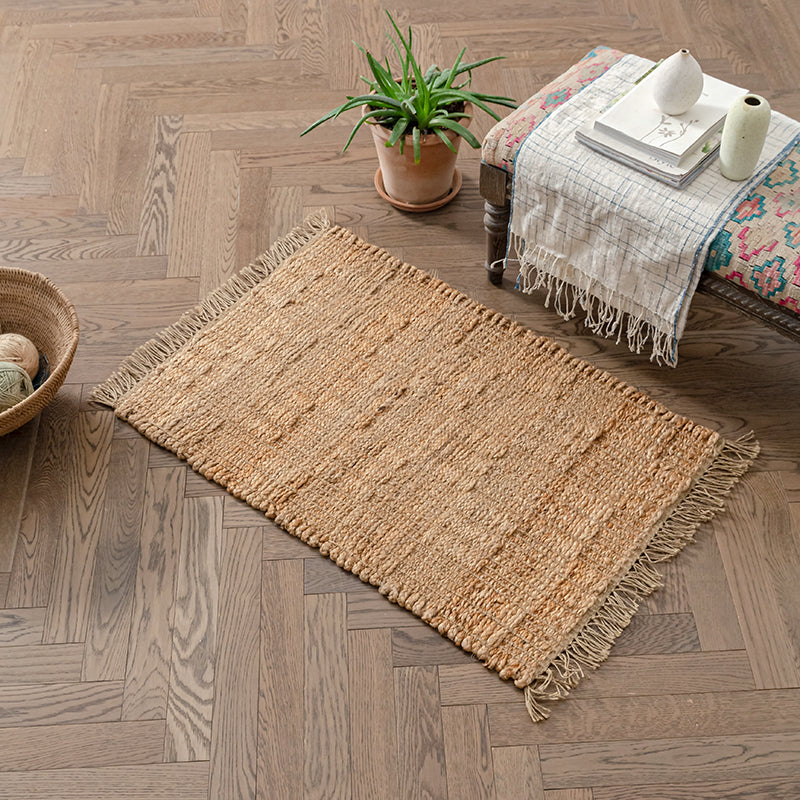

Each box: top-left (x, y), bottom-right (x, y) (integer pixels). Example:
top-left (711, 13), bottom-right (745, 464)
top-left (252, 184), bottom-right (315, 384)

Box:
top-left (92, 215), bottom-right (757, 722)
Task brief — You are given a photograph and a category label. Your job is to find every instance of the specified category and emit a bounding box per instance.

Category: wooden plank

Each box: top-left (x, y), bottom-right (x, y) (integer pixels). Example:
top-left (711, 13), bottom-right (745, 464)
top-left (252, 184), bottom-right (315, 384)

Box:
top-left (136, 114), bottom-right (183, 257)
top-left (0, 213), bottom-right (107, 238)
top-left (639, 557), bottom-right (692, 615)
top-left (609, 612), bottom-right (700, 656)
top-left (53, 66), bottom-right (103, 196)
top-left (715, 472), bottom-right (800, 688)
top-left (214, 0), bottom-right (244, 35)
top-left (257, 559), bottom-right (304, 800)
top-left (262, 523), bottom-right (317, 560)
top-left (348, 628), bottom-right (398, 800)
top-left (303, 557), bottom-right (372, 595)
top-left (0, 681), bottom-right (123, 728)
top-left (592, 775), bottom-right (800, 800)
top-left (79, 44), bottom-right (272, 70)
top-left (31, 17), bottom-right (223, 40)
top-left (0, 415), bottom-right (38, 572)
top-left (184, 468), bottom-right (227, 497)
top-left (42, 409), bottom-right (115, 644)
top-left (681, 528), bottom-right (746, 651)
top-left (442, 704), bottom-right (496, 800)
top-left (274, 0), bottom-right (303, 59)
top-left (82, 437), bottom-right (149, 681)
top-left (782, 470), bottom-right (800, 503)
top-left (0, 719), bottom-right (165, 772)
top-left (326, 0), bottom-right (384, 91)
top-left (267, 184), bottom-right (303, 244)
top-left (538, 732), bottom-right (800, 789)
top-left (0, 233), bottom-right (139, 263)
top-left (198, 148), bottom-right (240, 297)
top-left (0, 643), bottom-right (83, 684)
top-left (0, 24), bottom-right (25, 140)
top-left (0, 38), bottom-right (54, 159)
top-left (122, 466), bottom-right (185, 721)
top-left (6, 386), bottom-right (80, 608)
top-left (493, 746), bottom-right (545, 800)
top-left (223, 495), bottom-right (269, 527)
top-left (236, 165), bottom-right (272, 269)
top-left (209, 526), bottom-right (261, 800)
top-left (10, 1), bottom-right (198, 26)
top-left (15, 255), bottom-right (167, 284)
top-left (0, 762), bottom-right (209, 799)
top-left (108, 97), bottom-right (153, 235)
top-left (304, 592), bottom-right (351, 800)
top-left (78, 81), bottom-right (129, 214)
top-left (487, 688), bottom-right (800, 747)
top-left (301, 0), bottom-right (328, 77)
top-left (394, 666), bottom-right (448, 800)
top-left (0, 607), bottom-right (45, 645)
top-left (439, 651), bottom-right (756, 706)
top-left (244, 0), bottom-right (274, 45)
top-left (164, 495), bottom-right (222, 761)
top-left (392, 624), bottom-right (485, 667)
top-left (166, 131), bottom-right (211, 278)
top-left (346, 592), bottom-right (420, 630)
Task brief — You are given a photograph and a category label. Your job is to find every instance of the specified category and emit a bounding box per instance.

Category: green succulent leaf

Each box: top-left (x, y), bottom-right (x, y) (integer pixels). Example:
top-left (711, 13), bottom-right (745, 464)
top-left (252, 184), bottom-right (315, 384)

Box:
top-left (387, 117), bottom-right (410, 146)
top-left (300, 10), bottom-right (517, 155)
top-left (429, 117), bottom-right (481, 148)
top-left (432, 127), bottom-right (460, 154)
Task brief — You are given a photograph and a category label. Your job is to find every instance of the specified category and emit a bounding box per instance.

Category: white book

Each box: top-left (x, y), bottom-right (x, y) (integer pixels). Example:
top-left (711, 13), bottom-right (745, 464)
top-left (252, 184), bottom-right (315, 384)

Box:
top-left (576, 121), bottom-right (721, 188)
top-left (595, 63), bottom-right (747, 166)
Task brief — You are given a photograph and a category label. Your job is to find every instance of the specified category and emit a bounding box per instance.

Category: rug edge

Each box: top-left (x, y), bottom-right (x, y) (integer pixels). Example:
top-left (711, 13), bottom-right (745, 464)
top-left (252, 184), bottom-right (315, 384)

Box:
top-left (522, 431), bottom-right (759, 722)
top-left (89, 211), bottom-right (333, 408)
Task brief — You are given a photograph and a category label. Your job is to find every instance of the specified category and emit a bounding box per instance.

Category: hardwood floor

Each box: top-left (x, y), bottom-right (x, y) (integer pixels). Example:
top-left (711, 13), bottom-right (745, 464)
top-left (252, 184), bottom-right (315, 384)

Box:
top-left (1, 1), bottom-right (800, 798)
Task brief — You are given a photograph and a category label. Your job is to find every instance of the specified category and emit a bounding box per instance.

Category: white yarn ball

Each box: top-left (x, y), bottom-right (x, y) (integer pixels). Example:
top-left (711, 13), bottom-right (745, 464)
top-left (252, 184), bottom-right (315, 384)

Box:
top-left (0, 333), bottom-right (39, 379)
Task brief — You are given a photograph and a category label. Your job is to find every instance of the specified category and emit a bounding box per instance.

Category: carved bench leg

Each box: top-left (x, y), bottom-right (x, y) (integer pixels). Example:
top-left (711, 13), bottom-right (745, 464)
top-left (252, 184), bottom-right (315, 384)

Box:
top-left (484, 200), bottom-right (510, 285)
top-left (479, 161), bottom-right (512, 286)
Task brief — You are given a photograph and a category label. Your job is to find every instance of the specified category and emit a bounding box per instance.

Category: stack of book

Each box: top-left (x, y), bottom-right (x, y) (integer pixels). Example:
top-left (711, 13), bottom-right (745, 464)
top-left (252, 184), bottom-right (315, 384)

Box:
top-left (576, 62), bottom-right (748, 188)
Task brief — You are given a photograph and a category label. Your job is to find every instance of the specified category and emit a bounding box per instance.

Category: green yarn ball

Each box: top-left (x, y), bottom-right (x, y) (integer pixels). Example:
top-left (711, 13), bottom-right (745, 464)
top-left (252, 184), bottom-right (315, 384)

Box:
top-left (0, 360), bottom-right (34, 413)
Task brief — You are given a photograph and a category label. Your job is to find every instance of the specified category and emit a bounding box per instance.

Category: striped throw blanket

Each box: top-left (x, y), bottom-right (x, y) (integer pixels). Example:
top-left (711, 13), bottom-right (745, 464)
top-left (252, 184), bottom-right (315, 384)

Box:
top-left (509, 54), bottom-right (800, 365)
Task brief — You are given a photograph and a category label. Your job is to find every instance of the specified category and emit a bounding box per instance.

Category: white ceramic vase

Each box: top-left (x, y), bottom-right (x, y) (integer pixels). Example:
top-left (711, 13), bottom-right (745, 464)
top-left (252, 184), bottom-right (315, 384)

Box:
top-left (651, 49), bottom-right (704, 116)
top-left (719, 94), bottom-right (771, 181)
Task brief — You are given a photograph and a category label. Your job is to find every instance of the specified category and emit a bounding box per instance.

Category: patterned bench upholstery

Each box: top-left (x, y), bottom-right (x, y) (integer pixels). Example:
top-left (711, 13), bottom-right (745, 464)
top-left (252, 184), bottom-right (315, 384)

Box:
top-left (481, 46), bottom-right (800, 332)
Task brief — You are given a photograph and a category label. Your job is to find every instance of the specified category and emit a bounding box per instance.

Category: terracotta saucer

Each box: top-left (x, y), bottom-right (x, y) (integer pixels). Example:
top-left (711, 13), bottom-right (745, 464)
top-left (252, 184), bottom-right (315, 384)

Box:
top-left (373, 167), bottom-right (463, 212)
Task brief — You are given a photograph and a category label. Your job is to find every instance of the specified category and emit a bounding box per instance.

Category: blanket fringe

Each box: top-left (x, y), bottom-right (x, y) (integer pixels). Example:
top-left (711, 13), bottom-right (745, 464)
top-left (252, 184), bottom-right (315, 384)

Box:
top-left (90, 212), bottom-right (332, 408)
top-left (523, 431), bottom-right (759, 722)
top-left (511, 235), bottom-right (677, 366)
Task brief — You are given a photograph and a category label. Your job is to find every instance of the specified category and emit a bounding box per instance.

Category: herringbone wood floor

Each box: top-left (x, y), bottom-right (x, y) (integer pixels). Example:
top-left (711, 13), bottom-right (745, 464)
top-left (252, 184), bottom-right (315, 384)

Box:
top-left (1, 1), bottom-right (799, 798)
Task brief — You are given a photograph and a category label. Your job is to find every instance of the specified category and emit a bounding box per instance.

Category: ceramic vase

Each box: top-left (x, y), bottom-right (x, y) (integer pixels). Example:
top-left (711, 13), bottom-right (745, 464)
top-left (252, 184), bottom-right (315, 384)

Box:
top-left (651, 49), bottom-right (704, 116)
top-left (719, 94), bottom-right (771, 181)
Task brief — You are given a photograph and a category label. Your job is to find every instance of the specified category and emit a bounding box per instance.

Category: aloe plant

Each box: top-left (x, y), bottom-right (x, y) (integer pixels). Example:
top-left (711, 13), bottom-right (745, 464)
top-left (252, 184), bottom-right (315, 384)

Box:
top-left (300, 12), bottom-right (517, 164)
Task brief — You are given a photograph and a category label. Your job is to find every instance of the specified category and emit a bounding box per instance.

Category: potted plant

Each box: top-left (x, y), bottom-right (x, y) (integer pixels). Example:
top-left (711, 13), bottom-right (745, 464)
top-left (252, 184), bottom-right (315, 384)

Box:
top-left (300, 12), bottom-right (516, 211)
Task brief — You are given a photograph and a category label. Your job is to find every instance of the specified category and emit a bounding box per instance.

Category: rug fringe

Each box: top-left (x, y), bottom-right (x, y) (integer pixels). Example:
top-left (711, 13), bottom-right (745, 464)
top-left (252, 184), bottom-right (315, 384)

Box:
top-left (523, 431), bottom-right (759, 722)
top-left (90, 212), bottom-right (332, 408)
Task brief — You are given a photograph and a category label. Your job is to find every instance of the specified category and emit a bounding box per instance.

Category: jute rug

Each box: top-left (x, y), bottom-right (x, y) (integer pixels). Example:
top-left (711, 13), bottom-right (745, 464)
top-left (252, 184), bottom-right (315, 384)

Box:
top-left (92, 215), bottom-right (757, 722)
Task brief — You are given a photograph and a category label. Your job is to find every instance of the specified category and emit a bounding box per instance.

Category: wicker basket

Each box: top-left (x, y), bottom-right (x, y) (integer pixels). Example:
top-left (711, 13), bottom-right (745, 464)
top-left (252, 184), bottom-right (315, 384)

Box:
top-left (0, 267), bottom-right (80, 437)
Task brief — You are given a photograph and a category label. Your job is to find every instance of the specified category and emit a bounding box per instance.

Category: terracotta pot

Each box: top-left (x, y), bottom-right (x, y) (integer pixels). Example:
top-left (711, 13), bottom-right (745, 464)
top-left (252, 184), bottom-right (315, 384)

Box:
top-left (368, 104), bottom-right (471, 207)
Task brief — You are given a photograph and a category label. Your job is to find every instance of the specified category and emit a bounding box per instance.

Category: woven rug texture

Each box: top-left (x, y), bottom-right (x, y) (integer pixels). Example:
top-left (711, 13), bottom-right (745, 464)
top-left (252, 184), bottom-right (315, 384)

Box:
top-left (92, 216), bottom-right (757, 721)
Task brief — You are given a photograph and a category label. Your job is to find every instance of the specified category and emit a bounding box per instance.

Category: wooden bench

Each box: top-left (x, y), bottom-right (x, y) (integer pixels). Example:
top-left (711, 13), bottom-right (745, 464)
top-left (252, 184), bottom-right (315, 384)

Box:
top-left (480, 48), bottom-right (800, 344)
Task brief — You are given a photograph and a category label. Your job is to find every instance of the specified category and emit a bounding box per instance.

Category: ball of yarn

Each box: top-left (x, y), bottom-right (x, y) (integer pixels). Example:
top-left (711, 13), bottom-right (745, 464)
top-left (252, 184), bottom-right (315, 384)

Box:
top-left (0, 361), bottom-right (34, 413)
top-left (0, 333), bottom-right (39, 379)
